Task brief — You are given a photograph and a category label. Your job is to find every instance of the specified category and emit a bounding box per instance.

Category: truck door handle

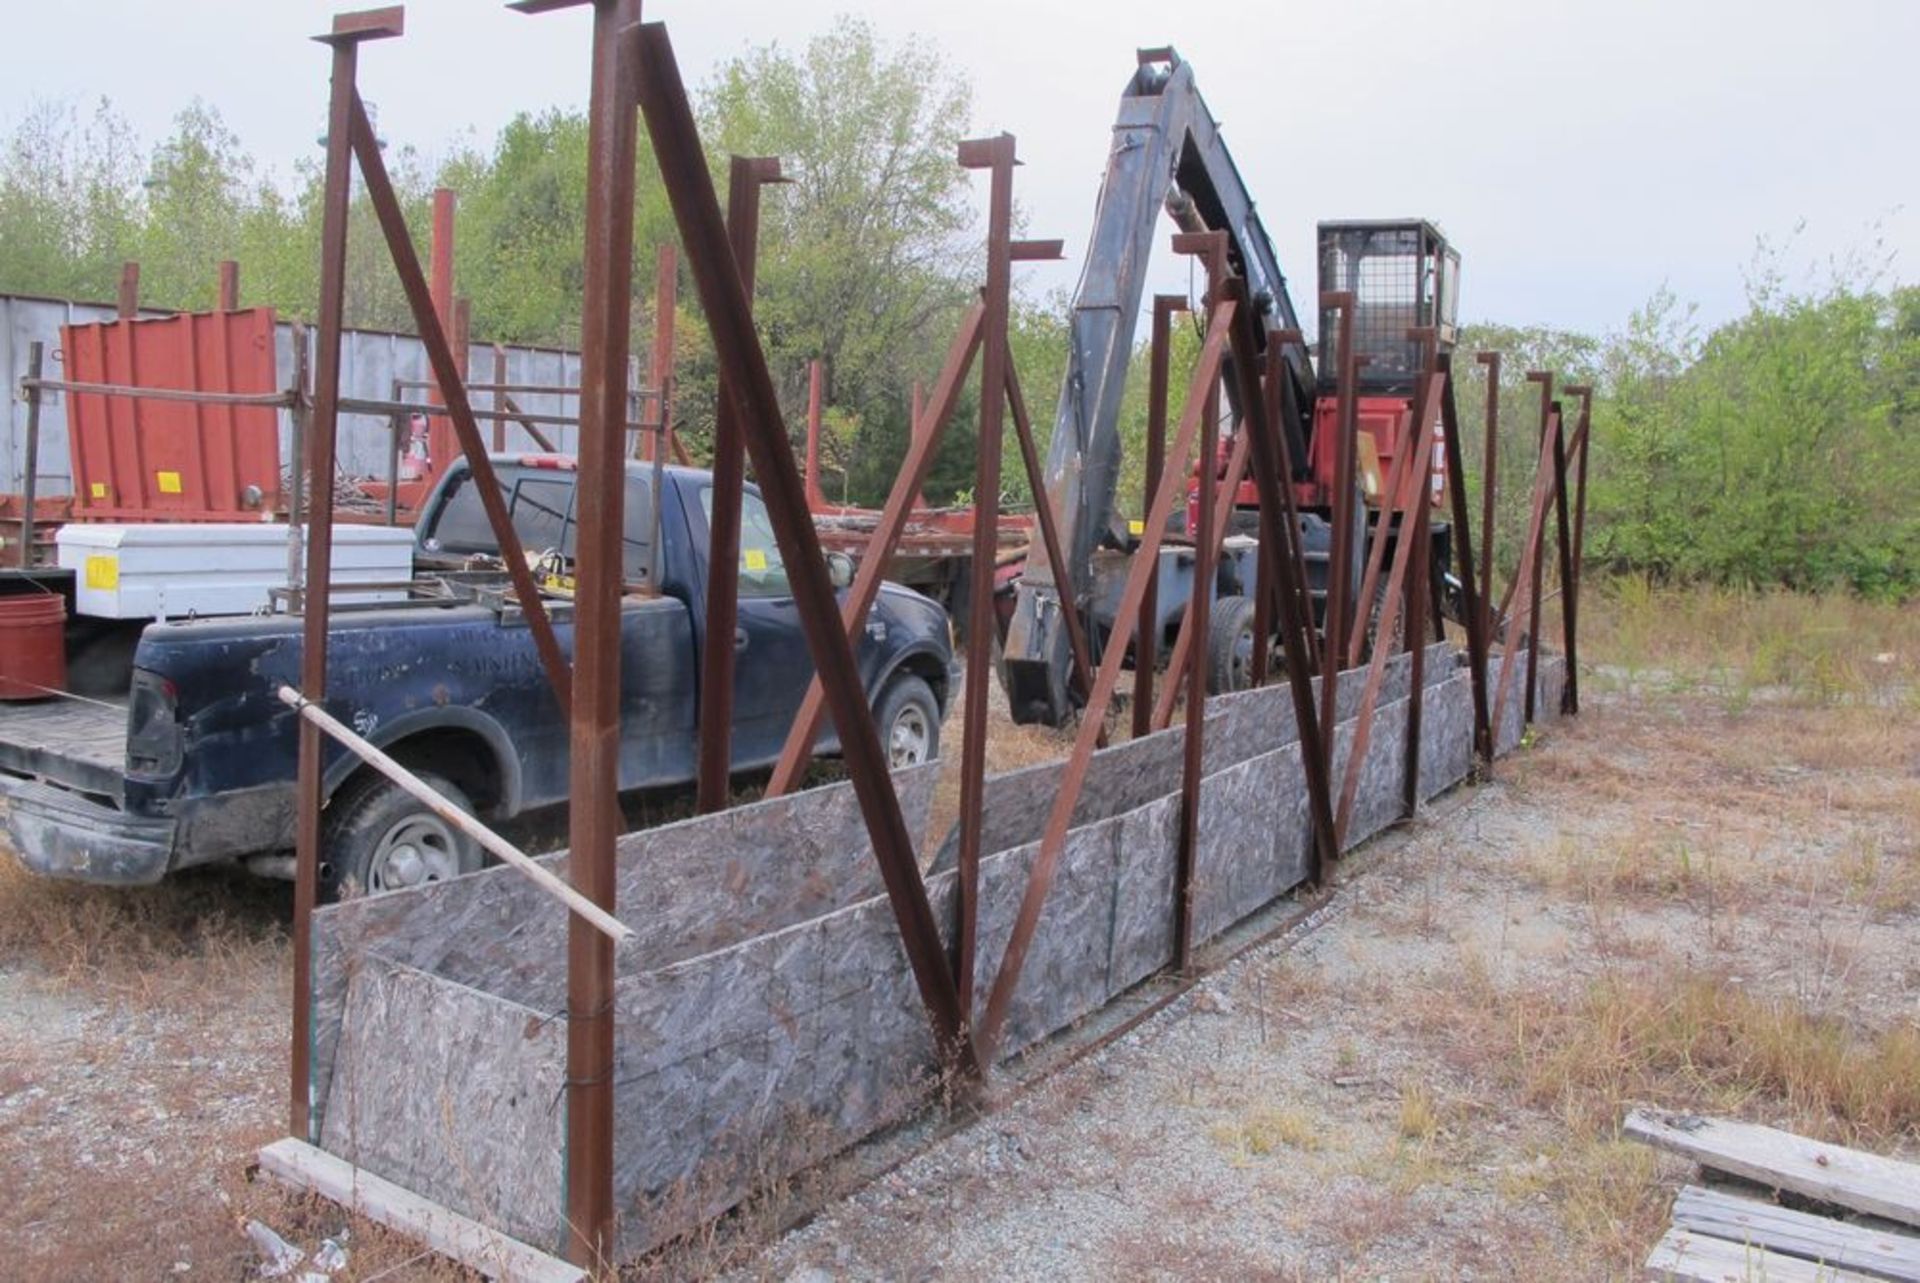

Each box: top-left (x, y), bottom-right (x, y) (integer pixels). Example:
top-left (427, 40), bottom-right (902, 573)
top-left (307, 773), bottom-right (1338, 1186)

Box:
top-left (734, 628), bottom-right (748, 652)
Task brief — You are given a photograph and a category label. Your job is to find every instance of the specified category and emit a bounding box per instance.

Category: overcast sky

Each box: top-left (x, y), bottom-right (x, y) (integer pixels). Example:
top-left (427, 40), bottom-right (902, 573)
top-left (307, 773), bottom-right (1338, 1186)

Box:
top-left (5, 0), bottom-right (1913, 338)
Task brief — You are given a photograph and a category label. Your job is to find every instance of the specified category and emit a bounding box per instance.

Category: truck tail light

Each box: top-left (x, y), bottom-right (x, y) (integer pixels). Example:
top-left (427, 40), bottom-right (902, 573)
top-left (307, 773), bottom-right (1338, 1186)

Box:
top-left (126, 669), bottom-right (184, 777)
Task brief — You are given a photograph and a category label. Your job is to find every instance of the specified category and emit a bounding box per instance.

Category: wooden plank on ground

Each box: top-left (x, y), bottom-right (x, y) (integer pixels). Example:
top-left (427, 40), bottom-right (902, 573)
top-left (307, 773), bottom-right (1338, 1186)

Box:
top-left (255, 1138), bottom-right (584, 1283)
top-left (1647, 1226), bottom-right (1883, 1282)
top-left (1672, 1184), bottom-right (1920, 1282)
top-left (1626, 1111), bottom-right (1920, 1230)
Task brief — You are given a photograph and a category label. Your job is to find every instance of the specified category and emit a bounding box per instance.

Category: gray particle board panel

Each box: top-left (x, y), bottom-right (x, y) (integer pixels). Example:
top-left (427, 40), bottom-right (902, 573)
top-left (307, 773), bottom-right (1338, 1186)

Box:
top-left (1417, 672), bottom-right (1476, 800)
top-left (318, 955), bottom-right (565, 1254)
top-left (1670, 1184), bottom-right (1920, 1281)
top-left (1627, 1111), bottom-right (1920, 1230)
top-left (309, 763), bottom-right (939, 1138)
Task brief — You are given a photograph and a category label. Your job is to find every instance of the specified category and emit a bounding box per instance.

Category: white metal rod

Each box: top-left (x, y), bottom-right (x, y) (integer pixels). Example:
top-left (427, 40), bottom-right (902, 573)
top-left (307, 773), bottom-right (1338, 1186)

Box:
top-left (277, 685), bottom-right (632, 945)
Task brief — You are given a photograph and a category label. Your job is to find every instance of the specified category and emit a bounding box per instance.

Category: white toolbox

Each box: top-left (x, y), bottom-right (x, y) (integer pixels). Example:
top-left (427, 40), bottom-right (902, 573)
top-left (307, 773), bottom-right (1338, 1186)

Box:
top-left (57, 523), bottom-right (417, 620)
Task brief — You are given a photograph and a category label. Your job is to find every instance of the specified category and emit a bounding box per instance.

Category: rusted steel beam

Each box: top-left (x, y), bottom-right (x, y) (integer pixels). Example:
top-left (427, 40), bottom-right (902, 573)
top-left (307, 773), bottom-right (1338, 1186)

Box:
top-left (15, 343), bottom-right (43, 567)
top-left (696, 156), bottom-right (784, 815)
top-left (1133, 294), bottom-right (1187, 739)
top-left (1401, 342), bottom-right (1442, 819)
top-left (1333, 368), bottom-right (1443, 845)
top-left (1346, 401), bottom-right (1422, 668)
top-left (1488, 410), bottom-right (1561, 741)
top-left (1250, 328), bottom-right (1301, 687)
top-left (1561, 385), bottom-right (1593, 716)
top-left (117, 261), bottom-right (139, 319)
top-left (1320, 291), bottom-right (1358, 788)
top-left (1006, 363), bottom-right (1097, 715)
top-left (978, 299), bottom-right (1237, 1066)
top-left (1438, 354), bottom-right (1492, 763)
top-left (805, 359), bottom-right (826, 506)
top-left (764, 302), bottom-right (985, 798)
top-left (293, 5), bottom-right (398, 1145)
top-left (18, 378), bottom-right (294, 409)
top-left (491, 344), bottom-right (509, 451)
top-left (1475, 352), bottom-right (1500, 662)
top-left (526, 0), bottom-right (641, 1266)
top-left (635, 20), bottom-right (973, 1074)
top-left (1523, 370), bottom-right (1553, 722)
top-left (217, 260), bottom-right (240, 311)
top-left (953, 133), bottom-right (1018, 1026)
top-left (1547, 398), bottom-right (1577, 722)
top-left (347, 95), bottom-right (573, 705)
top-left (1265, 328), bottom-right (1321, 678)
top-left (494, 392), bottom-right (560, 451)
top-left (1220, 282), bottom-right (1339, 884)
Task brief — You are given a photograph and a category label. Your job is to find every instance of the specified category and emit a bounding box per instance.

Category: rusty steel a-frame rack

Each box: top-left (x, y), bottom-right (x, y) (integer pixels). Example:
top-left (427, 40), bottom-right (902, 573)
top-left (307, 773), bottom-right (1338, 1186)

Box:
top-left (275, 4), bottom-right (1593, 1270)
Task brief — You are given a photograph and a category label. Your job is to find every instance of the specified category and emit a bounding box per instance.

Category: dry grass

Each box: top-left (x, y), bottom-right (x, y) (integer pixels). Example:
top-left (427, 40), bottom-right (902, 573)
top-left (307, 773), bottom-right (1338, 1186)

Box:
top-left (0, 850), bottom-right (286, 998)
top-left (1580, 577), bottom-right (1918, 704)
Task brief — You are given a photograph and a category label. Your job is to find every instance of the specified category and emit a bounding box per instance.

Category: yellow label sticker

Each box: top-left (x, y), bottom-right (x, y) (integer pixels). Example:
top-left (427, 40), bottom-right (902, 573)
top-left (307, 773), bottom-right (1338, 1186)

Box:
top-left (743, 549), bottom-right (769, 572)
top-left (89, 482), bottom-right (108, 499)
top-left (156, 470), bottom-right (183, 494)
top-left (85, 555), bottom-right (119, 590)
top-left (1128, 519), bottom-right (1145, 536)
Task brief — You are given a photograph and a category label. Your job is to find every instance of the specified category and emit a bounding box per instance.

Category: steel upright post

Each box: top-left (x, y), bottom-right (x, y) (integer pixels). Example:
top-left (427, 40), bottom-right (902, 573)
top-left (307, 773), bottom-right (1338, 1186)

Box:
top-left (217, 260), bottom-right (240, 311)
top-left (1320, 292), bottom-right (1358, 779)
top-left (1134, 295), bottom-right (1187, 738)
top-left (1523, 370), bottom-right (1553, 722)
top-left (16, 343), bottom-right (43, 568)
top-left (117, 261), bottom-right (140, 319)
top-left (697, 156), bottom-right (784, 815)
top-left (953, 133), bottom-right (1018, 1027)
top-left (292, 4), bottom-right (401, 1144)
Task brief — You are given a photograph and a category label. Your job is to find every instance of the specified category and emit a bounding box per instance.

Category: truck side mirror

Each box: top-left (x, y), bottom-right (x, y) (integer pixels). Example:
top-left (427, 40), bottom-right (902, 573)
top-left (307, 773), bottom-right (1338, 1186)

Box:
top-left (826, 550), bottom-right (856, 590)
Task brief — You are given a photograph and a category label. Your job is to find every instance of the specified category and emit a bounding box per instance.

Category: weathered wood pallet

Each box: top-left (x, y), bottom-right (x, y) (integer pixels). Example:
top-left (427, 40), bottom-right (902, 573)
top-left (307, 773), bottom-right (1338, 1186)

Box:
top-left (1647, 1226), bottom-right (1881, 1282)
top-left (1626, 1111), bottom-right (1920, 1229)
top-left (1668, 1184), bottom-right (1920, 1282)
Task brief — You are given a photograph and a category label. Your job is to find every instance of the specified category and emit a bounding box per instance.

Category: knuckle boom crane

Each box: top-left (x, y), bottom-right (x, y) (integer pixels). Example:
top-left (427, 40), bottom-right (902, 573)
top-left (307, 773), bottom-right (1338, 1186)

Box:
top-left (998, 48), bottom-right (1460, 727)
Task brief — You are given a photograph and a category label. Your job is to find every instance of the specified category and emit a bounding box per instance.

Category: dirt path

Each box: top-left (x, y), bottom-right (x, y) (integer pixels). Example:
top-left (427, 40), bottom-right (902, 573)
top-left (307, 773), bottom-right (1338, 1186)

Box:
top-left (2, 671), bottom-right (1914, 1280)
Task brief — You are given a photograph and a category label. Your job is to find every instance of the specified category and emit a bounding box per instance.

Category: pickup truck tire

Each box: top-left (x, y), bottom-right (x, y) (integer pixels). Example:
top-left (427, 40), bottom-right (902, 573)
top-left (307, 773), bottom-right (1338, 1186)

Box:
top-left (321, 770), bottom-right (483, 900)
top-left (1206, 595), bottom-right (1258, 695)
top-left (875, 674), bottom-right (941, 768)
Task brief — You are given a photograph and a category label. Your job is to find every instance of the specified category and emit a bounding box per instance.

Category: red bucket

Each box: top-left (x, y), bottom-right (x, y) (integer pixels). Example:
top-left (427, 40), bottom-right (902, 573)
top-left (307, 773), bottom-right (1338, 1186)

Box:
top-left (0, 592), bottom-right (67, 701)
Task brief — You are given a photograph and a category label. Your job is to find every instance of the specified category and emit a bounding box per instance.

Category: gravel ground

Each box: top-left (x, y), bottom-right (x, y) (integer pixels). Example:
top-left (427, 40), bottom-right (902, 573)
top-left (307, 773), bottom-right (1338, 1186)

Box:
top-left (2, 675), bottom-right (1914, 1281)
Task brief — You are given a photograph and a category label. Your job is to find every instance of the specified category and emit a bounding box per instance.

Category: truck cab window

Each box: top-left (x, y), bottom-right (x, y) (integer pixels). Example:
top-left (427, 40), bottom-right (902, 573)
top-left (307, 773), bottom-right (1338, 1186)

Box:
top-left (699, 487), bottom-right (790, 598)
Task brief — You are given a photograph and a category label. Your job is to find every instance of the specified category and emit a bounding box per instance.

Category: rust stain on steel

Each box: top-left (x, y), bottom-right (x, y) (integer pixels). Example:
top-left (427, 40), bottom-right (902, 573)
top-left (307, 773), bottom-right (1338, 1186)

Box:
top-left (1438, 353), bottom-right (1493, 763)
top-left (765, 302), bottom-right (985, 798)
top-left (1221, 280), bottom-right (1339, 884)
top-left (1133, 294), bottom-right (1188, 740)
top-left (634, 20), bottom-right (973, 1074)
top-left (954, 132), bottom-right (1019, 1028)
top-left (346, 94), bottom-right (573, 708)
top-left (697, 156), bottom-right (785, 816)
top-left (978, 298), bottom-right (1237, 1067)
top-left (1333, 366), bottom-right (1443, 845)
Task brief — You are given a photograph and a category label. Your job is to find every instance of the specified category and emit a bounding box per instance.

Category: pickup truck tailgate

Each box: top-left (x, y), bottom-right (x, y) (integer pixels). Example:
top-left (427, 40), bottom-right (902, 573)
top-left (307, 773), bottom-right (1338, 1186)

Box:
top-left (0, 698), bottom-right (128, 800)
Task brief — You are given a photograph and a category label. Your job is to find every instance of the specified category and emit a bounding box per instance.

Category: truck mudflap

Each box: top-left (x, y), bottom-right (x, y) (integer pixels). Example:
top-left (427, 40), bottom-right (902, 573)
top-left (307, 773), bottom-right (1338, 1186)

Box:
top-left (0, 775), bottom-right (176, 885)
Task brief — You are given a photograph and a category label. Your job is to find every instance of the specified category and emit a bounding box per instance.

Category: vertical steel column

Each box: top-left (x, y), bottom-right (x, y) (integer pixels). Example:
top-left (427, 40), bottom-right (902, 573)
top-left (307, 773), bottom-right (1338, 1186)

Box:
top-left (1523, 370), bottom-right (1553, 722)
top-left (1175, 311), bottom-right (1219, 972)
top-left (1563, 385), bottom-right (1593, 716)
top-left (217, 260), bottom-right (240, 311)
top-left (1402, 341), bottom-right (1442, 819)
top-left (696, 157), bottom-right (784, 815)
top-left (1252, 329), bottom-right (1303, 688)
top-left (117, 261), bottom-right (139, 318)
top-left (804, 359), bottom-right (824, 505)
top-left (292, 5), bottom-right (400, 1143)
top-left (634, 19), bottom-right (972, 1076)
top-left (1133, 294), bottom-right (1187, 738)
top-left (953, 132), bottom-right (1017, 1025)
top-left (1474, 351), bottom-right (1500, 660)
top-left (491, 345), bottom-right (509, 451)
top-left (1320, 292), bottom-right (1358, 779)
top-left (424, 186), bottom-right (458, 480)
top-left (639, 243), bottom-right (677, 463)
top-left (1437, 355), bottom-right (1492, 763)
top-left (1547, 398), bottom-right (1577, 716)
top-left (16, 343), bottom-right (44, 568)
top-left (285, 324), bottom-right (309, 602)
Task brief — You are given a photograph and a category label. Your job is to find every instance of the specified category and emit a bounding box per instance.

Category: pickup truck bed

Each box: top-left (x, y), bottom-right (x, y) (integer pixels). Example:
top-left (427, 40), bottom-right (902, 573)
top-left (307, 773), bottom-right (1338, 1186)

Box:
top-left (0, 698), bottom-right (128, 801)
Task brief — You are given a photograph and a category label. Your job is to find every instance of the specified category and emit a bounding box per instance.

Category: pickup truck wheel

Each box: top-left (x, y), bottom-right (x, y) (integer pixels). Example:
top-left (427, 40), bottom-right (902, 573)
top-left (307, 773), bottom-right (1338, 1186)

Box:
top-left (1206, 594), bottom-right (1258, 695)
top-left (322, 771), bottom-right (483, 900)
top-left (875, 674), bottom-right (940, 768)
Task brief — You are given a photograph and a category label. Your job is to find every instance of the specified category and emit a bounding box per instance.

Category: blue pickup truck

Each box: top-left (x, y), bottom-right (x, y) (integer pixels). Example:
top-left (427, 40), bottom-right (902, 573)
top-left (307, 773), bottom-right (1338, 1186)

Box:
top-left (0, 456), bottom-right (955, 894)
